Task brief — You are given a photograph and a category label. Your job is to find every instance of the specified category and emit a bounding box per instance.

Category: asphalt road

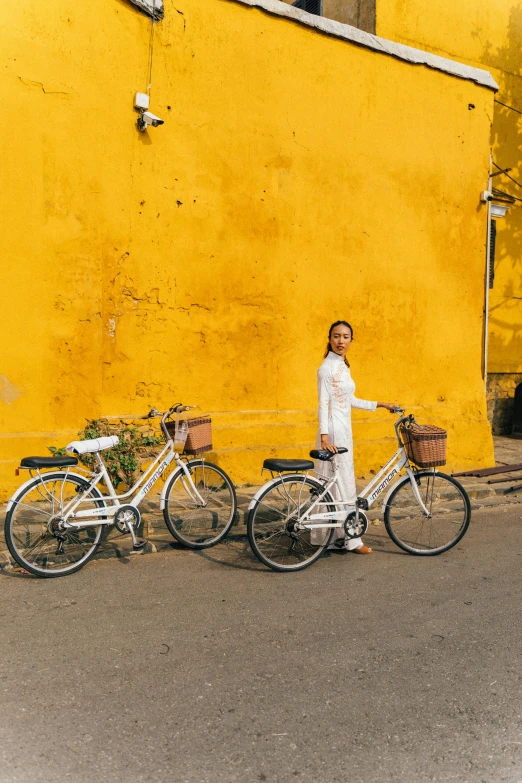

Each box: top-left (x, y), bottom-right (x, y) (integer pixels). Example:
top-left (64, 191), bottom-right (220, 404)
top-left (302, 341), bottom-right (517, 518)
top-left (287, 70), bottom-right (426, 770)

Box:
top-left (0, 504), bottom-right (521, 783)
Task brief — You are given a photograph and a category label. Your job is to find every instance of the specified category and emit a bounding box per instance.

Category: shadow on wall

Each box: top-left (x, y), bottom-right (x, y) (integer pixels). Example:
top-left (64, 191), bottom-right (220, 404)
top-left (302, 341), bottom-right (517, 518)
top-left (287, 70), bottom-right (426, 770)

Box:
top-left (484, 4), bottom-right (522, 433)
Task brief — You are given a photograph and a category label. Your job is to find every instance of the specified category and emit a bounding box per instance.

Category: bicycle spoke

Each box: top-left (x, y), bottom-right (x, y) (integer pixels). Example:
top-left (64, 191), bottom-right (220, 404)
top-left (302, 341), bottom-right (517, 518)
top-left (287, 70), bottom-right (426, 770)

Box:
top-left (385, 473), bottom-right (470, 555)
top-left (5, 474), bottom-right (105, 576)
top-left (11, 501), bottom-right (53, 518)
top-left (248, 477), bottom-right (334, 571)
top-left (11, 531), bottom-right (51, 558)
top-left (164, 463), bottom-right (236, 548)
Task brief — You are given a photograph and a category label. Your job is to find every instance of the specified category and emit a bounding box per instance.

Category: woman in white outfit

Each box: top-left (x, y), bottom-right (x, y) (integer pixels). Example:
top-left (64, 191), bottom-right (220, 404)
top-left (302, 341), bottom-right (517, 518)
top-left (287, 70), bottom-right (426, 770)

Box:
top-left (316, 320), bottom-right (398, 554)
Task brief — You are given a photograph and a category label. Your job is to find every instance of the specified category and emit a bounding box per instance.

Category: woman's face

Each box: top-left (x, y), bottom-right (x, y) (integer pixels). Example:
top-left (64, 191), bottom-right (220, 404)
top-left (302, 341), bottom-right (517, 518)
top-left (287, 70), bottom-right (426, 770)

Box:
top-left (329, 325), bottom-right (352, 356)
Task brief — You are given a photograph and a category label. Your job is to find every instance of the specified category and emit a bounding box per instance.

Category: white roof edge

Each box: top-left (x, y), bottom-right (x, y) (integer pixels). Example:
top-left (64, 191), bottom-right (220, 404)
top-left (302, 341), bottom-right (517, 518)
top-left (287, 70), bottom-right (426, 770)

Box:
top-left (229, 0), bottom-right (499, 92)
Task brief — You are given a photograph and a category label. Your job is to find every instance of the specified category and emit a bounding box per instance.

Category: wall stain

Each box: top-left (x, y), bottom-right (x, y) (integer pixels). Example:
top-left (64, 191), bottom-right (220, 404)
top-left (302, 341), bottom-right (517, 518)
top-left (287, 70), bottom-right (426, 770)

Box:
top-left (0, 375), bottom-right (23, 406)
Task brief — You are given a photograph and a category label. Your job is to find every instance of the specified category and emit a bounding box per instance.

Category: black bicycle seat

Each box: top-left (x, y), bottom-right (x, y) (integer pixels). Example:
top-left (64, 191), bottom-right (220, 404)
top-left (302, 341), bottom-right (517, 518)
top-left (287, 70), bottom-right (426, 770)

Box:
top-left (309, 447), bottom-right (348, 461)
top-left (20, 456), bottom-right (78, 469)
top-left (263, 458), bottom-right (314, 472)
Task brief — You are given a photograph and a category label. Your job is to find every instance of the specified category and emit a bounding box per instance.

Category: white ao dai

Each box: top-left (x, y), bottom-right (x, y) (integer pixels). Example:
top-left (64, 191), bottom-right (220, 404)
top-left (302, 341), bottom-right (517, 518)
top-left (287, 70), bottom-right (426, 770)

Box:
top-left (316, 351), bottom-right (377, 548)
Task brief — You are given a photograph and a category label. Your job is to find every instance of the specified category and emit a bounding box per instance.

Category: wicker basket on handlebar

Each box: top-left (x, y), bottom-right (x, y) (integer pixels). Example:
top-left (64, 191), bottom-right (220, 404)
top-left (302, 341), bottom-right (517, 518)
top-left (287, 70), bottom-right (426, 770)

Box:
top-left (400, 424), bottom-right (447, 468)
top-left (165, 417), bottom-right (213, 455)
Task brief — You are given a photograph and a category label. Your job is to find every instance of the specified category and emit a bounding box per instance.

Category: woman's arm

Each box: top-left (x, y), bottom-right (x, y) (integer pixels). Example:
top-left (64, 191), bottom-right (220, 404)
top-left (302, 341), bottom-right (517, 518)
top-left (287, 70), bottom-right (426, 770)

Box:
top-left (318, 366), bottom-right (331, 437)
top-left (351, 396), bottom-right (377, 411)
top-left (351, 398), bottom-right (399, 412)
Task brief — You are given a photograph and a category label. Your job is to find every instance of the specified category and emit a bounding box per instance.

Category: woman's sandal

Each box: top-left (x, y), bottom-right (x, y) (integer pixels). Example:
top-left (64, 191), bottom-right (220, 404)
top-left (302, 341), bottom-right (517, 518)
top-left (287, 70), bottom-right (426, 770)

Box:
top-left (353, 545), bottom-right (373, 554)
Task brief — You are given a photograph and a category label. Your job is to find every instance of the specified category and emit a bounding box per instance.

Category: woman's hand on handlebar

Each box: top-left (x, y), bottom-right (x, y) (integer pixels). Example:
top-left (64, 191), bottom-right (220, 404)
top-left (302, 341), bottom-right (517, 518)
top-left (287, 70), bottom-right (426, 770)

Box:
top-left (320, 435), bottom-right (338, 453)
top-left (377, 402), bottom-right (402, 413)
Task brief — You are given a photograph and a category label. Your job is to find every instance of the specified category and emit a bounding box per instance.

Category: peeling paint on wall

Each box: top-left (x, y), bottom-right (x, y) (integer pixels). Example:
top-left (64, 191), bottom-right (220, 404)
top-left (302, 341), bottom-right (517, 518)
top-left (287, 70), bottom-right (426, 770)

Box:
top-left (0, 375), bottom-right (23, 406)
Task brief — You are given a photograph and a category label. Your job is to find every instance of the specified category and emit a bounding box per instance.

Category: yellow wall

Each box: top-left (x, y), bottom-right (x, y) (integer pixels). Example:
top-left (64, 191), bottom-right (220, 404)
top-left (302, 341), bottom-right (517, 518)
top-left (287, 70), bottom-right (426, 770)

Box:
top-left (0, 0), bottom-right (495, 499)
top-left (376, 0), bottom-right (522, 374)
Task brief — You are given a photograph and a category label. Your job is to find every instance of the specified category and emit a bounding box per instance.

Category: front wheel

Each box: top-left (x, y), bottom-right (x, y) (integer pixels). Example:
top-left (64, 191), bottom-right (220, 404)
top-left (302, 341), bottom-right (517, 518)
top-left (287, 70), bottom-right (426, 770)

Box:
top-left (384, 471), bottom-right (471, 555)
top-left (247, 475), bottom-right (335, 572)
top-left (4, 473), bottom-right (106, 577)
top-left (163, 461), bottom-right (237, 548)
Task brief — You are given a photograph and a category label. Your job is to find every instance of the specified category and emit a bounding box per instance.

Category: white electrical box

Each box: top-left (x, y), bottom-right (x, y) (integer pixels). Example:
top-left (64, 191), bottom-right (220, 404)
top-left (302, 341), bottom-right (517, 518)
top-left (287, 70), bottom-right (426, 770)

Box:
top-left (134, 92), bottom-right (150, 110)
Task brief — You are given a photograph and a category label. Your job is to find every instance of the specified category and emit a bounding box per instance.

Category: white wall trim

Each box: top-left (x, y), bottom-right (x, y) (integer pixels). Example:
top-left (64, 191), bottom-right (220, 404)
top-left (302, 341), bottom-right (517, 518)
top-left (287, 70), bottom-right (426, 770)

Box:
top-left (227, 0), bottom-right (498, 91)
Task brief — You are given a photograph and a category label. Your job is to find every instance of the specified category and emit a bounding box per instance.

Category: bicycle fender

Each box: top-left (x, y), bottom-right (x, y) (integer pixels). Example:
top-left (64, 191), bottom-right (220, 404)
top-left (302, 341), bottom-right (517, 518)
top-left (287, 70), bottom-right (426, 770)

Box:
top-left (159, 459), bottom-right (206, 510)
top-left (6, 470), bottom-right (94, 513)
top-left (247, 473), bottom-right (317, 512)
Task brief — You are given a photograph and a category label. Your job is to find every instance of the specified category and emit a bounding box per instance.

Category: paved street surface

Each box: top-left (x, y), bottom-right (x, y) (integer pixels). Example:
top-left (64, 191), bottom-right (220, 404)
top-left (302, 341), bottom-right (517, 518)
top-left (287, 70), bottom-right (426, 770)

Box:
top-left (0, 505), bottom-right (521, 783)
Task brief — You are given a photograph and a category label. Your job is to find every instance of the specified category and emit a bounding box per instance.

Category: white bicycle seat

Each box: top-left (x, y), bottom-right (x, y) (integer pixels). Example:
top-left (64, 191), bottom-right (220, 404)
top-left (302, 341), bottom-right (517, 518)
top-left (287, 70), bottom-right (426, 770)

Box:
top-left (66, 436), bottom-right (119, 454)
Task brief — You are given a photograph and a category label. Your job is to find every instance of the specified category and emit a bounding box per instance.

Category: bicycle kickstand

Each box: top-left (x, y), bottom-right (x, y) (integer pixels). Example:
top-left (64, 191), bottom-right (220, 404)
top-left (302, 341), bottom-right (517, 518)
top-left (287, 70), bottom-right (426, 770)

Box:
top-left (125, 520), bottom-right (147, 551)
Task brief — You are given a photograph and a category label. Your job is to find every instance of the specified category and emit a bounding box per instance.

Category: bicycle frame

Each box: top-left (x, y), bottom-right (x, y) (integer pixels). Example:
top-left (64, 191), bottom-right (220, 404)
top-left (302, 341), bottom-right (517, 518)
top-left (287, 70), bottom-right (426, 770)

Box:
top-left (11, 410), bottom-right (208, 531)
top-left (64, 441), bottom-right (179, 527)
top-left (294, 415), bottom-right (432, 530)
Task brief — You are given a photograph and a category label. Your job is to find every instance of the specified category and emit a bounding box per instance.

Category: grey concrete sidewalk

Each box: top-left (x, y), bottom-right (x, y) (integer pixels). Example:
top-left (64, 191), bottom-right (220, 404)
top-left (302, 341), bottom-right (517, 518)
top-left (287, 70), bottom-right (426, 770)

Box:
top-left (1, 436), bottom-right (521, 569)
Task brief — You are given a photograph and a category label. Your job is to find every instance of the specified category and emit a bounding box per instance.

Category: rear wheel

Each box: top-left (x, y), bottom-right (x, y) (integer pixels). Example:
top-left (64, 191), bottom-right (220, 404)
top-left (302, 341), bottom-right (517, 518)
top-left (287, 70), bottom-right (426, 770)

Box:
top-left (5, 473), bottom-right (106, 577)
top-left (247, 475), bottom-right (335, 572)
top-left (163, 461), bottom-right (237, 548)
top-left (384, 471), bottom-right (471, 555)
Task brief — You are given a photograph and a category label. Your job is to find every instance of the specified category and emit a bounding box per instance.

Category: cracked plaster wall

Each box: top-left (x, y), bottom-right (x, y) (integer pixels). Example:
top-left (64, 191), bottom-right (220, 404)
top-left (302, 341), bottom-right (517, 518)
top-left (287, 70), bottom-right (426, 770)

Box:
top-left (0, 0), bottom-right (496, 497)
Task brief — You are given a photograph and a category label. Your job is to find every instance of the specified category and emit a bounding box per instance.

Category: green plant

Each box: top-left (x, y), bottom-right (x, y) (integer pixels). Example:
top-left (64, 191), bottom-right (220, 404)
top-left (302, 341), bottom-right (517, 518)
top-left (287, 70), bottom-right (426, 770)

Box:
top-left (48, 446), bottom-right (68, 457)
top-left (75, 419), bottom-right (163, 488)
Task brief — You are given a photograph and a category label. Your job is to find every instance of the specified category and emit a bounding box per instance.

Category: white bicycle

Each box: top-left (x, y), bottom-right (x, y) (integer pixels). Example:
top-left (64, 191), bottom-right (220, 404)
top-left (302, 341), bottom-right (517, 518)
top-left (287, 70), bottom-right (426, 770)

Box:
top-left (247, 409), bottom-right (471, 572)
top-left (4, 404), bottom-right (237, 577)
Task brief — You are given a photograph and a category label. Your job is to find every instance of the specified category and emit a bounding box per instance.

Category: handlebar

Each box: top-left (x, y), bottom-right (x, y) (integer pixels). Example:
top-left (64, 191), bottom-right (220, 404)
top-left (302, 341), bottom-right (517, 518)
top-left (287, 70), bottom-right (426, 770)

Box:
top-left (142, 403), bottom-right (198, 444)
top-left (143, 408), bottom-right (162, 419)
top-left (143, 404), bottom-right (196, 420)
top-left (393, 410), bottom-right (416, 449)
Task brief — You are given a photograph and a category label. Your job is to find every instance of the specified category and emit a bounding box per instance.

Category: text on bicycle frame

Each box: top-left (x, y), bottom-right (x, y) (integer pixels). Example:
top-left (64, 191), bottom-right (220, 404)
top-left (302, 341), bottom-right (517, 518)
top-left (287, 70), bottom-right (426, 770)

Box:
top-left (368, 467), bottom-right (398, 504)
top-left (136, 453), bottom-right (174, 501)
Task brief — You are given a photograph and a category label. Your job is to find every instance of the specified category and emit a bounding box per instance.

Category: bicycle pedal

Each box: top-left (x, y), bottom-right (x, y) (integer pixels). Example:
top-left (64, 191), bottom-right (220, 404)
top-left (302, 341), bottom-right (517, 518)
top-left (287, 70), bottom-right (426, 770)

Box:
top-left (132, 539), bottom-right (148, 551)
top-left (333, 538), bottom-right (349, 549)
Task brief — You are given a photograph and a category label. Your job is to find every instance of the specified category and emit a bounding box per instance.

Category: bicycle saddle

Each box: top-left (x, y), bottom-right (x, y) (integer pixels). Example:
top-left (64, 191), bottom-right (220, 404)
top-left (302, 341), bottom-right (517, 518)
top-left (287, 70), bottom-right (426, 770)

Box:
top-left (20, 456), bottom-right (78, 468)
top-left (263, 458), bottom-right (314, 472)
top-left (309, 447), bottom-right (348, 461)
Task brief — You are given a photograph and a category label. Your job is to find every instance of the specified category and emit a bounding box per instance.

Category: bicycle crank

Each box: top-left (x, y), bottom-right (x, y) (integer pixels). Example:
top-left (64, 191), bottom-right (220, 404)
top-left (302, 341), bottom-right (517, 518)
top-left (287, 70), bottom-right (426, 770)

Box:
top-left (343, 511), bottom-right (368, 539)
top-left (114, 505), bottom-right (147, 551)
top-left (114, 505), bottom-right (141, 533)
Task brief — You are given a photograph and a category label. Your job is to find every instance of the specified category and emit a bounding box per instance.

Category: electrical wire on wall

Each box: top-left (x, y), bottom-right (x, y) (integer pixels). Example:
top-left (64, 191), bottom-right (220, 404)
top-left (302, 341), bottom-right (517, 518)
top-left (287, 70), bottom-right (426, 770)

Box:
top-left (131, 1), bottom-right (164, 133)
top-left (494, 98), bottom-right (522, 116)
top-left (492, 161), bottom-right (522, 199)
top-left (146, 4), bottom-right (157, 98)
top-left (493, 98), bottom-right (522, 197)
